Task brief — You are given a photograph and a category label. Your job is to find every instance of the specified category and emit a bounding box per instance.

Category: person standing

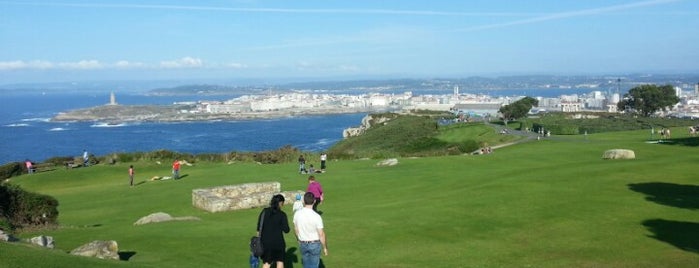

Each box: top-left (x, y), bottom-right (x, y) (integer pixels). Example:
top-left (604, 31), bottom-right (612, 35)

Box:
top-left (298, 155), bottom-right (307, 174)
top-left (293, 193), bottom-right (304, 213)
top-left (172, 159), bottom-right (180, 180)
top-left (293, 192), bottom-right (328, 268)
top-left (306, 176), bottom-right (323, 213)
top-left (128, 165), bottom-right (135, 186)
top-left (83, 150), bottom-right (89, 167)
top-left (25, 159), bottom-right (34, 174)
top-left (319, 153), bottom-right (327, 171)
top-left (256, 194), bottom-right (290, 268)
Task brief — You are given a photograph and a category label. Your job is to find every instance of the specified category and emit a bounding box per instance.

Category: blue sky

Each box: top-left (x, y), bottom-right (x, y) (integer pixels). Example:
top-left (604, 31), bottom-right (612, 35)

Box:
top-left (1, 0), bottom-right (698, 84)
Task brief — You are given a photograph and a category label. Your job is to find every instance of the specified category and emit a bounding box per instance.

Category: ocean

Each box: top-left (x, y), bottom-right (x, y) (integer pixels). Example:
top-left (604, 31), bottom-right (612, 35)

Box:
top-left (0, 93), bottom-right (367, 164)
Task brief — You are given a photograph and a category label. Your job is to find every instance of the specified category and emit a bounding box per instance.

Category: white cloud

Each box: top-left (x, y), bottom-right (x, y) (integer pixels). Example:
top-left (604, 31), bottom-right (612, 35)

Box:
top-left (57, 60), bottom-right (103, 70)
top-left (114, 60), bottom-right (146, 69)
top-left (160, 57), bottom-right (204, 68)
top-left (0, 60), bottom-right (53, 70)
top-left (0, 57), bottom-right (249, 71)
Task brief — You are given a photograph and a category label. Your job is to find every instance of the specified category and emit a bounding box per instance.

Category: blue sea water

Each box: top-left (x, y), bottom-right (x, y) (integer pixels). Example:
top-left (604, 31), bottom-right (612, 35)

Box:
top-left (0, 93), bottom-right (366, 164)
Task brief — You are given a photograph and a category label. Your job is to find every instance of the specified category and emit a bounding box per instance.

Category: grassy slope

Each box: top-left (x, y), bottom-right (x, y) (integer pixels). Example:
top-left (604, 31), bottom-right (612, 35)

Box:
top-left (2, 126), bottom-right (699, 267)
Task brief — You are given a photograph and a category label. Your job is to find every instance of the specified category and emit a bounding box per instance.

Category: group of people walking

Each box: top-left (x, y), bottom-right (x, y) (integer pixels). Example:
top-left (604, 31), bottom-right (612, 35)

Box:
top-left (254, 175), bottom-right (327, 268)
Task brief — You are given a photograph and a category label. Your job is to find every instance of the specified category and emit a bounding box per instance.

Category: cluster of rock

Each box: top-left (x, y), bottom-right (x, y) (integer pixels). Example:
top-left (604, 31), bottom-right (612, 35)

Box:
top-left (3, 181), bottom-right (299, 263)
top-left (1, 228), bottom-right (119, 260)
top-left (192, 182), bottom-right (304, 213)
top-left (343, 114), bottom-right (396, 138)
top-left (1, 210), bottom-right (205, 262)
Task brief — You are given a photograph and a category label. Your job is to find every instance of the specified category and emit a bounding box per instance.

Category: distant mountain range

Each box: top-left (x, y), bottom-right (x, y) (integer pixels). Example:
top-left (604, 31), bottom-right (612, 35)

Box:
top-left (1, 74), bottom-right (697, 96)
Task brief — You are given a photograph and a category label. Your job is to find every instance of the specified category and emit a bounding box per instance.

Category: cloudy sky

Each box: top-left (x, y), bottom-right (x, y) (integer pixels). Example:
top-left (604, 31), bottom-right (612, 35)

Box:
top-left (1, 0), bottom-right (698, 84)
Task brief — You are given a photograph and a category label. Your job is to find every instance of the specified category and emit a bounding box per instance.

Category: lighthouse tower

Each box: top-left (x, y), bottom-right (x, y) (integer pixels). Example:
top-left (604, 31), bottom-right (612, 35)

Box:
top-left (109, 92), bottom-right (117, 105)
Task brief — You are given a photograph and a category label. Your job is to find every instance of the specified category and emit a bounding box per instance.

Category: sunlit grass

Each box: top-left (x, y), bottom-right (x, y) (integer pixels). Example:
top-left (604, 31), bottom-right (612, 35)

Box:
top-left (3, 128), bottom-right (699, 267)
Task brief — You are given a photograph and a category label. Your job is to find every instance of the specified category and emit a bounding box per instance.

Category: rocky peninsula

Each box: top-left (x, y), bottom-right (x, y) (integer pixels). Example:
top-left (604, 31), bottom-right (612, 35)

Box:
top-left (51, 103), bottom-right (389, 123)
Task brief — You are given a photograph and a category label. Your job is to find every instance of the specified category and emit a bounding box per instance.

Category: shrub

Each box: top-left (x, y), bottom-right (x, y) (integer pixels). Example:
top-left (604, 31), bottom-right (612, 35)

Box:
top-left (0, 184), bottom-right (59, 230)
top-left (0, 162), bottom-right (23, 180)
top-left (44, 156), bottom-right (75, 166)
top-left (252, 145), bottom-right (301, 164)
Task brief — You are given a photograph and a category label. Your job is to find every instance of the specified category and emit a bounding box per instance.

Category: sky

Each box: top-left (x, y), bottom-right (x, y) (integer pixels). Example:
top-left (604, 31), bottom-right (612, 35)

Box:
top-left (1, 0), bottom-right (698, 84)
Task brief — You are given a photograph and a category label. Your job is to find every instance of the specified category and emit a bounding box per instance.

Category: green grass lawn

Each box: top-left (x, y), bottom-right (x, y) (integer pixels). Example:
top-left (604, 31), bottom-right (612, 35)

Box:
top-left (2, 128), bottom-right (698, 267)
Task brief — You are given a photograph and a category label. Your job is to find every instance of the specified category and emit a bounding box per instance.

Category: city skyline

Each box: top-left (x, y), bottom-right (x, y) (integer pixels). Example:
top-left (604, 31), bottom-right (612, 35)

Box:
top-left (1, 0), bottom-right (698, 84)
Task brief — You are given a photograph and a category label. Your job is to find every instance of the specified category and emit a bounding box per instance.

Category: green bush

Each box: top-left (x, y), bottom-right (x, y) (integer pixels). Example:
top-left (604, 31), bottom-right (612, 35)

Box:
top-left (0, 184), bottom-right (59, 230)
top-left (44, 156), bottom-right (75, 166)
top-left (546, 124), bottom-right (580, 135)
top-left (0, 162), bottom-right (23, 180)
top-left (252, 145), bottom-right (301, 164)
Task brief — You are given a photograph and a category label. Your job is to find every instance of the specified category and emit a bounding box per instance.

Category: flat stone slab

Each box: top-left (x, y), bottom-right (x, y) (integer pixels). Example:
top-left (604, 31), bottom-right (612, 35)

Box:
top-left (192, 182), bottom-right (303, 212)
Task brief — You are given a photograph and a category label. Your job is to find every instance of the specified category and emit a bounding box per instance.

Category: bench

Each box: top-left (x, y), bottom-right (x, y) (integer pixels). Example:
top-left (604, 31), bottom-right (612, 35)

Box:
top-left (30, 163), bottom-right (56, 173)
top-left (64, 160), bottom-right (80, 169)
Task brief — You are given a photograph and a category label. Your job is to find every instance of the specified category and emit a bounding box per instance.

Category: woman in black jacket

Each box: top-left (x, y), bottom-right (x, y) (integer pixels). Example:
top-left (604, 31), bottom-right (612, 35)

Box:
top-left (256, 194), bottom-right (290, 268)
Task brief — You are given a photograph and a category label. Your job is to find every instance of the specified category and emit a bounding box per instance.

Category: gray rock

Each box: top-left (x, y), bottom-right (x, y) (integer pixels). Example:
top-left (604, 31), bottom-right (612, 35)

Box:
top-left (602, 149), bottom-right (635, 159)
top-left (70, 240), bottom-right (119, 260)
top-left (29, 235), bottom-right (54, 248)
top-left (376, 158), bottom-right (399, 166)
top-left (0, 229), bottom-right (18, 242)
top-left (192, 182), bottom-right (303, 212)
top-left (134, 212), bottom-right (201, 225)
top-left (134, 212), bottom-right (173, 225)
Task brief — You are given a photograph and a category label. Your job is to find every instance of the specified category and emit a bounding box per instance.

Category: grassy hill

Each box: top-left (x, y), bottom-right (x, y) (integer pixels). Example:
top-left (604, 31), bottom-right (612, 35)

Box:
top-left (2, 122), bottom-right (698, 267)
top-left (328, 113), bottom-right (523, 159)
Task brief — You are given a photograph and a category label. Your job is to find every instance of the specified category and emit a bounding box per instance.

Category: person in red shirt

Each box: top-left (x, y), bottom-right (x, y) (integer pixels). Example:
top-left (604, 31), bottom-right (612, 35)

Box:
top-left (172, 159), bottom-right (180, 180)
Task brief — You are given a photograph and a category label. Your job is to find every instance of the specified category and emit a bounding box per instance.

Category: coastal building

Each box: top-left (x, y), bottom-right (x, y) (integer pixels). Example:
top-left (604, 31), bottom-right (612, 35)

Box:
top-left (205, 102), bottom-right (251, 113)
top-left (560, 102), bottom-right (582, 112)
top-left (452, 102), bottom-right (502, 118)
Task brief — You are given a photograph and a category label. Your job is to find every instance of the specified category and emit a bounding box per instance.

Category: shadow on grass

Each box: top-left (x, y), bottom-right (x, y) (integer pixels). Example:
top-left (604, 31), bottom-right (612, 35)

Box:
top-left (628, 182), bottom-right (699, 210)
top-left (642, 219), bottom-right (699, 254)
top-left (284, 247), bottom-right (325, 268)
top-left (284, 247), bottom-right (298, 268)
top-left (661, 137), bottom-right (699, 147)
top-left (118, 251), bottom-right (136, 261)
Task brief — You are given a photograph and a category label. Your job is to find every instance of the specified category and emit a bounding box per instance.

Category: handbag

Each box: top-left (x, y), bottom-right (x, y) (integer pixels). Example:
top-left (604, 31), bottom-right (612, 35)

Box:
top-left (250, 210), bottom-right (265, 257)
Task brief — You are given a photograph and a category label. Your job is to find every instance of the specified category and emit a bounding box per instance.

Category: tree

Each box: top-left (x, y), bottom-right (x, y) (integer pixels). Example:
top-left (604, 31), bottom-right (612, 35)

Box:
top-left (499, 96), bottom-right (538, 121)
top-left (617, 84), bottom-right (679, 117)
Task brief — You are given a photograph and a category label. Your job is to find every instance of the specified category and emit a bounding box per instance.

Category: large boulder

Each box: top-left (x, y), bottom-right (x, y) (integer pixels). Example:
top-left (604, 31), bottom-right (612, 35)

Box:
top-left (343, 114), bottom-right (396, 138)
top-left (70, 240), bottom-right (119, 260)
top-left (28, 235), bottom-right (54, 248)
top-left (602, 149), bottom-right (635, 160)
top-left (0, 229), bottom-right (18, 242)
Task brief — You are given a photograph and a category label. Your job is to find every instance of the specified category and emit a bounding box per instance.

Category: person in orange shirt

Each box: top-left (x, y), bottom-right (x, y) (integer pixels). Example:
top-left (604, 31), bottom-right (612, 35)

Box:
top-left (172, 159), bottom-right (180, 180)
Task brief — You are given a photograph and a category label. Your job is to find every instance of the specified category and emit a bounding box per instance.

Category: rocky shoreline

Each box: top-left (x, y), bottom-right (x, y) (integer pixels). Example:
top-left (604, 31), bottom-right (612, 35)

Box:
top-left (51, 104), bottom-right (392, 123)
